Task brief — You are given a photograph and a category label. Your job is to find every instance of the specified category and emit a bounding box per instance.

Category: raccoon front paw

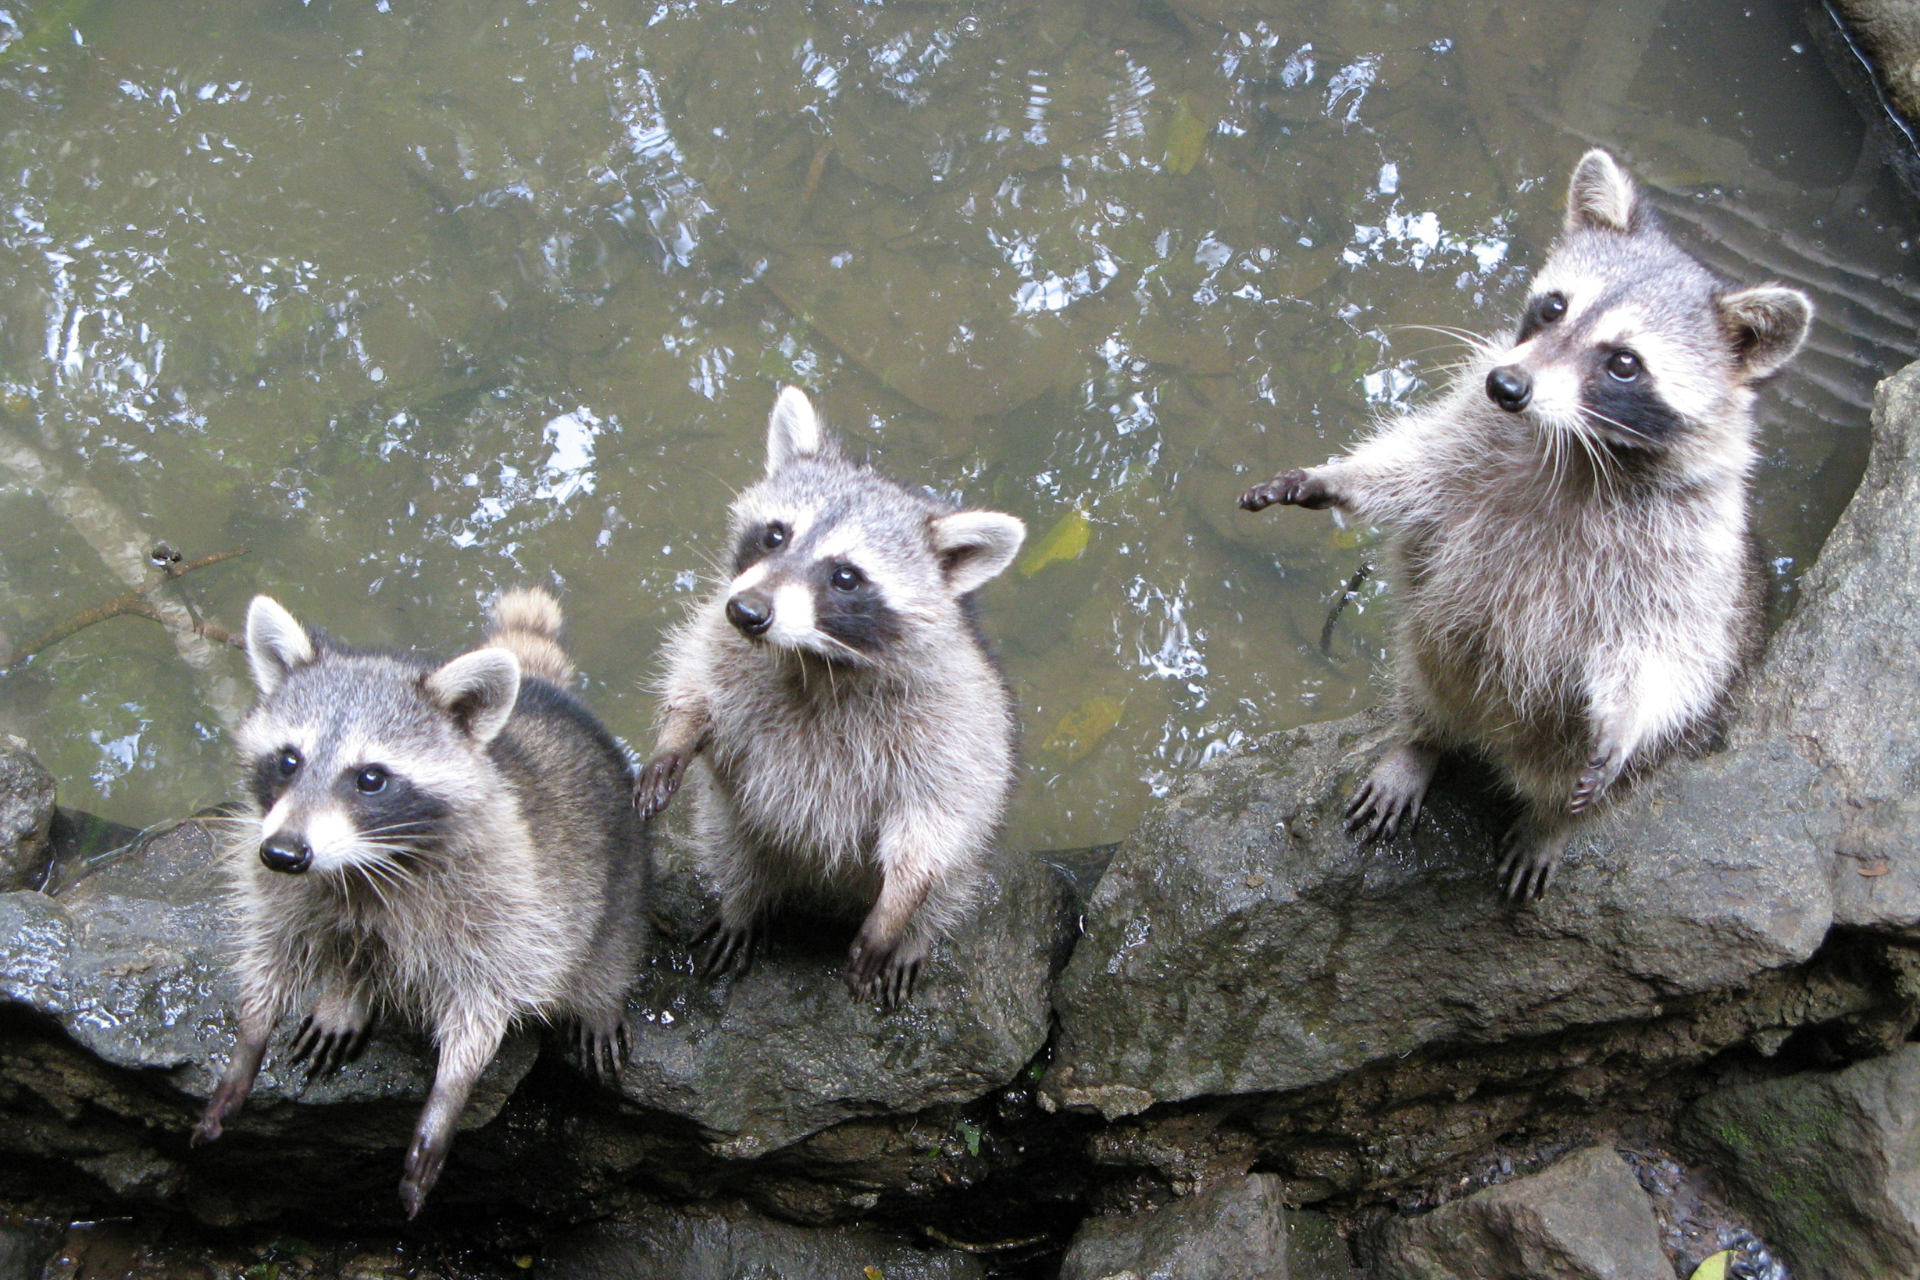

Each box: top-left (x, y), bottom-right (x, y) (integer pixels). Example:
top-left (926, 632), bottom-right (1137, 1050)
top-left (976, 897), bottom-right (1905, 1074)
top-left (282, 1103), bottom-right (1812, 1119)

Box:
top-left (845, 931), bottom-right (929, 1011)
top-left (633, 753), bottom-right (686, 819)
top-left (567, 1017), bottom-right (630, 1084)
top-left (1497, 828), bottom-right (1561, 902)
top-left (1568, 752), bottom-right (1624, 815)
top-left (191, 1078), bottom-right (251, 1146)
top-left (1344, 743), bottom-right (1438, 842)
top-left (287, 1013), bottom-right (372, 1081)
top-left (1239, 468), bottom-right (1336, 512)
top-left (691, 915), bottom-right (758, 979)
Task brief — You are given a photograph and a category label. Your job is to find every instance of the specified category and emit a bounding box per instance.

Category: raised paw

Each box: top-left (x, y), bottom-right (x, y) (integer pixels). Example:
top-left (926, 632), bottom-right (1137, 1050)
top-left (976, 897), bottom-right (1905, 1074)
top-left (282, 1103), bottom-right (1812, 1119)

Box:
top-left (1497, 827), bottom-right (1561, 902)
top-left (1568, 752), bottom-right (1622, 816)
top-left (633, 752), bottom-right (686, 819)
top-left (691, 915), bottom-right (757, 979)
top-left (1239, 468), bottom-right (1336, 513)
top-left (288, 1014), bottom-right (372, 1081)
top-left (845, 930), bottom-right (929, 1011)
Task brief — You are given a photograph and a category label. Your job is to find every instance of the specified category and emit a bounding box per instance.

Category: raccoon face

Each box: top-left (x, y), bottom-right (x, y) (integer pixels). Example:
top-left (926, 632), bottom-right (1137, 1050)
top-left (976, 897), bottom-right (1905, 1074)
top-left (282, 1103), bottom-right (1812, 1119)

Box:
top-left (1482, 149), bottom-right (1811, 454)
top-left (719, 388), bottom-right (1024, 665)
top-left (237, 596), bottom-right (521, 881)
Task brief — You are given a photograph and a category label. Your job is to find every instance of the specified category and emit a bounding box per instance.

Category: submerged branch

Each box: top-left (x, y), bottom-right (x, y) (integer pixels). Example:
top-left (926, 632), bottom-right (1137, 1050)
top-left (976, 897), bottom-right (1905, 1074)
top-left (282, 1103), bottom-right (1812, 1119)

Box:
top-left (1, 547), bottom-right (248, 670)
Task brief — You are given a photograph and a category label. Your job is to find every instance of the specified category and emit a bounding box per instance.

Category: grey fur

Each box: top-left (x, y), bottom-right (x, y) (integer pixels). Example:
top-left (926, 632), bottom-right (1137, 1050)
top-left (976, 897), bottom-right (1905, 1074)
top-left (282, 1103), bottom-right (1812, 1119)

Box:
top-left (1242, 148), bottom-right (1811, 900)
top-left (638, 387), bottom-right (1025, 1008)
top-left (194, 590), bottom-right (646, 1218)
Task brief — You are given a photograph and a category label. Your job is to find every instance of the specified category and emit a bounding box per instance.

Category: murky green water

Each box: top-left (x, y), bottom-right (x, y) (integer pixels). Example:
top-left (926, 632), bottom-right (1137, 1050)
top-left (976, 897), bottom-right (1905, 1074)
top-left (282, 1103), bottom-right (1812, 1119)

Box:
top-left (0, 0), bottom-right (1913, 845)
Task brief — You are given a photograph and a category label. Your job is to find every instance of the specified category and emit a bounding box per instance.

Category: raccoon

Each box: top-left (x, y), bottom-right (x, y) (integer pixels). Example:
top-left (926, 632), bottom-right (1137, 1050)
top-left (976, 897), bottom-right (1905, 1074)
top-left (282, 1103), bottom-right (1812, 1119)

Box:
top-left (1240, 149), bottom-right (1811, 899)
top-left (636, 387), bottom-right (1025, 1009)
top-left (191, 589), bottom-right (647, 1217)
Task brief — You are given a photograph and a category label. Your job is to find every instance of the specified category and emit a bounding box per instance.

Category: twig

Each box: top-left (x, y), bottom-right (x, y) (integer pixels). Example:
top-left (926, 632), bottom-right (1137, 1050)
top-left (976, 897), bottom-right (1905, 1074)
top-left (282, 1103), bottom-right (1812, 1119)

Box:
top-left (919, 1225), bottom-right (1052, 1255)
top-left (1320, 558), bottom-right (1375, 656)
top-left (2, 546), bottom-right (248, 669)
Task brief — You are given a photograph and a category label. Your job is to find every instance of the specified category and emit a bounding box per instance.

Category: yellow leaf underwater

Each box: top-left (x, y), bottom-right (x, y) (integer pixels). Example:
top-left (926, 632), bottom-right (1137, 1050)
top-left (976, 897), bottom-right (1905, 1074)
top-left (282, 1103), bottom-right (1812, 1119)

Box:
top-left (1041, 695), bottom-right (1127, 764)
top-left (1688, 1252), bottom-right (1732, 1280)
top-left (1019, 507), bottom-right (1092, 576)
top-left (1163, 98), bottom-right (1208, 175)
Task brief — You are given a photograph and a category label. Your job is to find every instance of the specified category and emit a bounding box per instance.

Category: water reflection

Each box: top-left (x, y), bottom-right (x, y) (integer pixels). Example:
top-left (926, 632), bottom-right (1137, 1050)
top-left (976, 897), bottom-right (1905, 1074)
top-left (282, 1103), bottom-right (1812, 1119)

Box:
top-left (0, 0), bottom-right (1911, 850)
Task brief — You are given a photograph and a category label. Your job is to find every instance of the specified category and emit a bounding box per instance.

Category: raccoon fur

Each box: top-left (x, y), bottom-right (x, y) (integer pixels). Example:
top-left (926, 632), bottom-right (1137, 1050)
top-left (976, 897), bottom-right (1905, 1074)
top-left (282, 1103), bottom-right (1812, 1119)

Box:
top-left (636, 387), bottom-right (1025, 1009)
top-left (1240, 148), bottom-right (1812, 900)
top-left (191, 588), bottom-right (647, 1217)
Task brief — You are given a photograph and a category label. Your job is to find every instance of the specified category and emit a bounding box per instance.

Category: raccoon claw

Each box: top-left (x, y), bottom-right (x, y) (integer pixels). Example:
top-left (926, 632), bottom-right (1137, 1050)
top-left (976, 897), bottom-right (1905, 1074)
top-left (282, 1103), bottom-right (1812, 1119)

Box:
top-left (634, 753), bottom-right (686, 819)
top-left (1239, 468), bottom-right (1335, 513)
top-left (691, 916), bottom-right (757, 979)
top-left (399, 1133), bottom-right (449, 1220)
top-left (1568, 753), bottom-right (1622, 815)
top-left (289, 1016), bottom-right (370, 1081)
top-left (1497, 830), bottom-right (1559, 902)
top-left (570, 1019), bottom-right (628, 1084)
top-left (1344, 777), bottom-right (1421, 842)
top-left (845, 935), bottom-right (926, 1011)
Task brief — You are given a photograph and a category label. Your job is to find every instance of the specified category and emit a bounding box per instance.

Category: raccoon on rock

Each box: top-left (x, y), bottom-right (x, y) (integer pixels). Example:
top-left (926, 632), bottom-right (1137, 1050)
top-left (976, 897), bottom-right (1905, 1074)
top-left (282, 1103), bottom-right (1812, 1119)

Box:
top-left (1241, 149), bottom-right (1812, 900)
top-left (192, 589), bottom-right (646, 1217)
top-left (637, 387), bottom-right (1025, 1009)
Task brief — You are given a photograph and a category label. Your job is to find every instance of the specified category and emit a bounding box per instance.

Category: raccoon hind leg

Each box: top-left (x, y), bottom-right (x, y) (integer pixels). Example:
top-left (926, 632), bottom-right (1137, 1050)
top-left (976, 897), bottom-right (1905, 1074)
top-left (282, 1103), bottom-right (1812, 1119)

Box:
top-left (1346, 740), bottom-right (1440, 842)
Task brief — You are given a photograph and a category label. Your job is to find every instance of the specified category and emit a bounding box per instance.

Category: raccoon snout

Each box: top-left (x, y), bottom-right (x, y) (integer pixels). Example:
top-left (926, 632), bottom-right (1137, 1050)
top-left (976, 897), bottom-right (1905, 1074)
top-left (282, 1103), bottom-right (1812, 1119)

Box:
top-left (726, 591), bottom-right (774, 638)
top-left (1486, 366), bottom-right (1533, 413)
top-left (259, 835), bottom-right (313, 874)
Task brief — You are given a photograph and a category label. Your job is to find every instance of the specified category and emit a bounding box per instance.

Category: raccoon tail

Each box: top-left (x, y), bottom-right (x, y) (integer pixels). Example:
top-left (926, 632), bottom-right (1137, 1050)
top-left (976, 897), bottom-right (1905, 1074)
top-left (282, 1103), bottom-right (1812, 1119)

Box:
top-left (486, 588), bottom-right (575, 687)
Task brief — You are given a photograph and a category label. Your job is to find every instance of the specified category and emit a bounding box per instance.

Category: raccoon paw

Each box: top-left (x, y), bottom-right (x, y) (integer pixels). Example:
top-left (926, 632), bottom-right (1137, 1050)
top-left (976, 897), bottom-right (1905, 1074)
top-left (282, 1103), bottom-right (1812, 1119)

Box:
top-left (1568, 752), bottom-right (1623, 815)
top-left (288, 1014), bottom-right (372, 1081)
top-left (1344, 744), bottom-right (1438, 842)
top-left (691, 915), bottom-right (758, 979)
top-left (399, 1131), bottom-right (450, 1220)
top-left (846, 932), bottom-right (929, 1011)
top-left (1239, 468), bottom-right (1336, 512)
top-left (1497, 829), bottom-right (1561, 902)
top-left (633, 753), bottom-right (686, 819)
top-left (566, 1017), bottom-right (629, 1084)
top-left (191, 1078), bottom-right (250, 1146)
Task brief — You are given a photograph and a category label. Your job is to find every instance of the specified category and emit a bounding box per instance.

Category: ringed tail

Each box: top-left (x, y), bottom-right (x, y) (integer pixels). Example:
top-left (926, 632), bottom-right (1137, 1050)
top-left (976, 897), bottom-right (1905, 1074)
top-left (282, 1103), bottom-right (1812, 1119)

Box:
top-left (486, 587), bottom-right (575, 687)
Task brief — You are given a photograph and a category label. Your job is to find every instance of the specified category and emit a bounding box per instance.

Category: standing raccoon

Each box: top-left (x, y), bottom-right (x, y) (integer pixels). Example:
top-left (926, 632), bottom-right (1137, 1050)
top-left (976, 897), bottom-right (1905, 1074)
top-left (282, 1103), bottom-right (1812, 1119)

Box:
top-left (1241, 149), bottom-right (1812, 899)
top-left (192, 589), bottom-right (646, 1216)
top-left (636, 387), bottom-right (1025, 1009)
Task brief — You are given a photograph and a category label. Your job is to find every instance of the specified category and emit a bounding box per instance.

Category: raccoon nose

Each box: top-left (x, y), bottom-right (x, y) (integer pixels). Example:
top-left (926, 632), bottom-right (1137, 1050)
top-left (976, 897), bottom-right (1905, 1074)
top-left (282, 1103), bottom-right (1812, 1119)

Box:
top-left (1487, 366), bottom-right (1533, 413)
top-left (726, 591), bottom-right (773, 638)
top-left (259, 836), bottom-right (313, 874)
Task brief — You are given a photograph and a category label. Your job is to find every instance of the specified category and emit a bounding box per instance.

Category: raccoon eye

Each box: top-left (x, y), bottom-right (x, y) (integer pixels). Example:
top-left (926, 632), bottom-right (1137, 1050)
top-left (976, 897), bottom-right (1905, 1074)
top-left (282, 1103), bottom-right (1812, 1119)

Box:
top-left (354, 765), bottom-right (389, 795)
top-left (830, 565), bottom-right (863, 592)
top-left (761, 522), bottom-right (789, 551)
top-left (1605, 349), bottom-right (1642, 381)
top-left (1538, 293), bottom-right (1567, 323)
top-left (276, 749), bottom-right (301, 778)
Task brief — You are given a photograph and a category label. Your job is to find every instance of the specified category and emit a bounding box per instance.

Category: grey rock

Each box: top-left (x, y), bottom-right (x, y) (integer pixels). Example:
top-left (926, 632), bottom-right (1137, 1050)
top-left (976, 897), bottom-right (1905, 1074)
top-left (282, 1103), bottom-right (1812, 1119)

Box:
top-left (1834, 0), bottom-right (1920, 126)
top-left (1373, 1146), bottom-right (1670, 1280)
top-left (1747, 360), bottom-right (1920, 932)
top-left (1059, 1174), bottom-right (1354, 1280)
top-left (0, 740), bottom-right (55, 892)
top-left (620, 831), bottom-right (1063, 1157)
top-left (540, 1199), bottom-right (985, 1280)
top-left (1044, 711), bottom-right (1831, 1115)
top-left (0, 1227), bottom-right (42, 1280)
top-left (1679, 1043), bottom-right (1920, 1280)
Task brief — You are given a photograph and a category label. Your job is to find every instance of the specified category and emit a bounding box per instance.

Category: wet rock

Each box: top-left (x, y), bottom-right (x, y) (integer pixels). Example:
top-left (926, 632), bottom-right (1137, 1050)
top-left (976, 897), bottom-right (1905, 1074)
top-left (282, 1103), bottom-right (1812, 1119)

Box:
top-left (1833, 0), bottom-right (1920, 127)
top-left (0, 1226), bottom-right (42, 1280)
top-left (0, 742), bottom-right (55, 892)
top-left (1373, 1146), bottom-right (1670, 1280)
top-left (1679, 1043), bottom-right (1920, 1280)
top-left (1058, 1174), bottom-right (1354, 1280)
top-left (1043, 712), bottom-right (1831, 1116)
top-left (620, 832), bottom-right (1066, 1157)
top-left (539, 1198), bottom-right (985, 1279)
top-left (1747, 360), bottom-right (1920, 931)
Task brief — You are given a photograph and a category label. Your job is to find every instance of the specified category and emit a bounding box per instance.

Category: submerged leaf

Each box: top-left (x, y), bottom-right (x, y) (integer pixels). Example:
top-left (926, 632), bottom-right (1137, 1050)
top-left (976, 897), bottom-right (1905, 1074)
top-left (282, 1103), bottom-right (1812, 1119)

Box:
top-left (1041, 695), bottom-right (1127, 763)
top-left (1163, 98), bottom-right (1209, 175)
top-left (1019, 507), bottom-right (1091, 576)
top-left (1688, 1252), bottom-right (1732, 1280)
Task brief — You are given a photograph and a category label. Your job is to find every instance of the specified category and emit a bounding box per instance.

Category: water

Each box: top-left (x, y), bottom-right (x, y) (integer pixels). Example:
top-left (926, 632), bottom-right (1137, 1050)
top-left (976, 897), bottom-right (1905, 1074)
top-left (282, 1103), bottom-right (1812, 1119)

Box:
top-left (0, 0), bottom-right (1912, 848)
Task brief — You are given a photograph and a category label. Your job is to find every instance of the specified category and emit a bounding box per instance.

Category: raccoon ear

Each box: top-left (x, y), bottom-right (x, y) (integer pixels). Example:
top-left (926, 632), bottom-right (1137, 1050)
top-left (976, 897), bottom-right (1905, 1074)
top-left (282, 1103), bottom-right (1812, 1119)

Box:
top-left (1718, 285), bottom-right (1813, 379)
top-left (930, 511), bottom-right (1026, 595)
top-left (1564, 149), bottom-right (1641, 235)
top-left (245, 596), bottom-right (317, 697)
top-left (426, 648), bottom-right (521, 744)
top-left (765, 386), bottom-right (825, 475)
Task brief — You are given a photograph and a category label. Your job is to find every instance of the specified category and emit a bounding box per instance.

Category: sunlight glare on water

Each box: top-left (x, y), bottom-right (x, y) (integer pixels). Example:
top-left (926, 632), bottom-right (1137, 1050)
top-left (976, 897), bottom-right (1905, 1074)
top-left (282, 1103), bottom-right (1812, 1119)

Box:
top-left (0, 0), bottom-right (1913, 847)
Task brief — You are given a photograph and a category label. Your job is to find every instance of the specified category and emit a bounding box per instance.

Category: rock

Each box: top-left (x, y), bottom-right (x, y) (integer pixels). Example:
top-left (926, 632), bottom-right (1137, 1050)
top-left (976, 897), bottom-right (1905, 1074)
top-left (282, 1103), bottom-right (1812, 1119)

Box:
top-left (1373, 1146), bottom-right (1671, 1280)
top-left (539, 1198), bottom-right (985, 1279)
top-left (1058, 1174), bottom-right (1354, 1280)
top-left (1833, 0), bottom-right (1920, 127)
top-left (1043, 711), bottom-right (1832, 1116)
top-left (618, 831), bottom-right (1066, 1157)
top-left (1747, 360), bottom-right (1920, 932)
top-left (1679, 1043), bottom-right (1920, 1280)
top-left (0, 1226), bottom-right (43, 1280)
top-left (0, 741), bottom-right (55, 892)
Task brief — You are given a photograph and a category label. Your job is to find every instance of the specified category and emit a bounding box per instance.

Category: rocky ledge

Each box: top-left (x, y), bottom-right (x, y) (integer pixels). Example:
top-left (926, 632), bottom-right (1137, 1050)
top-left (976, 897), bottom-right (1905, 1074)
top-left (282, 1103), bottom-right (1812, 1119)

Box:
top-left (1, 370), bottom-right (1918, 1278)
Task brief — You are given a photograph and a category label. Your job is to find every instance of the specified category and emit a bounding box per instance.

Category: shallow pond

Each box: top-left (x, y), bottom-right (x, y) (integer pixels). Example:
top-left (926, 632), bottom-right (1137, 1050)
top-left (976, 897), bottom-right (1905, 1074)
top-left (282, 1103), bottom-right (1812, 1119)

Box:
top-left (0, 0), bottom-right (1914, 846)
